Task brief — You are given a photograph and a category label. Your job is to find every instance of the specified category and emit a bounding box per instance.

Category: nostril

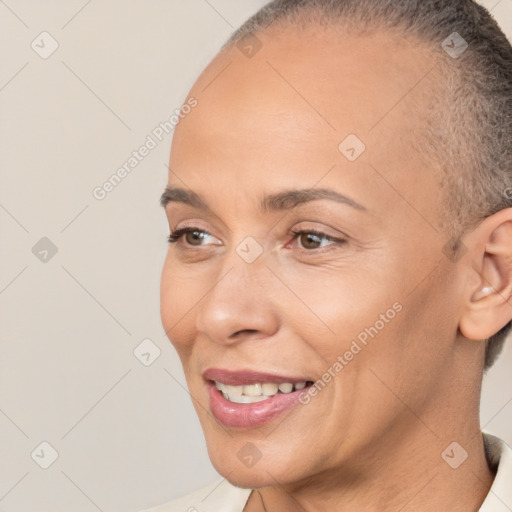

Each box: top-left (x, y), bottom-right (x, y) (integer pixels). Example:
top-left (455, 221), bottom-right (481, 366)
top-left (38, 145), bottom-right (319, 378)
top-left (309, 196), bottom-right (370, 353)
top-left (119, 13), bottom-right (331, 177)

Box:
top-left (231, 329), bottom-right (260, 338)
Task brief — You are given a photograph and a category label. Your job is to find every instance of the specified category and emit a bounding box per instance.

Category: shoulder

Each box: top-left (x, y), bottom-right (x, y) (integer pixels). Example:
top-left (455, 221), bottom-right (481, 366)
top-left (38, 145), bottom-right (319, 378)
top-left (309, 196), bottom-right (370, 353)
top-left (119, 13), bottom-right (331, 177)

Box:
top-left (140, 479), bottom-right (252, 512)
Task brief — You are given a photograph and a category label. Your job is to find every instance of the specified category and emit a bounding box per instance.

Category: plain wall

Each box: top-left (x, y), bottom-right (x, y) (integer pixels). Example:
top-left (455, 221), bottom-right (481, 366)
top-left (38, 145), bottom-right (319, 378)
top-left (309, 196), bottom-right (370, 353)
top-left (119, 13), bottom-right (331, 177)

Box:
top-left (0, 1), bottom-right (511, 511)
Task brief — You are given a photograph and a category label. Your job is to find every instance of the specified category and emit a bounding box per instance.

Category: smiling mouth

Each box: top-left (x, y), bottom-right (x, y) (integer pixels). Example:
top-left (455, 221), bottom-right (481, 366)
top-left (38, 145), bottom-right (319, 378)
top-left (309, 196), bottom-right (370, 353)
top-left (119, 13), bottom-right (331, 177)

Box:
top-left (214, 380), bottom-right (314, 404)
top-left (203, 369), bottom-right (316, 427)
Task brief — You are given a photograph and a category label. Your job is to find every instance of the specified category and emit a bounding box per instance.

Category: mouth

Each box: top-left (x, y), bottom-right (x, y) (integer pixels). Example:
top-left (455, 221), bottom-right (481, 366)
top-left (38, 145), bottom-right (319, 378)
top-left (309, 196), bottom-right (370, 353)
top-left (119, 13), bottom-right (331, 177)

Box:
top-left (214, 380), bottom-right (312, 404)
top-left (203, 368), bottom-right (314, 427)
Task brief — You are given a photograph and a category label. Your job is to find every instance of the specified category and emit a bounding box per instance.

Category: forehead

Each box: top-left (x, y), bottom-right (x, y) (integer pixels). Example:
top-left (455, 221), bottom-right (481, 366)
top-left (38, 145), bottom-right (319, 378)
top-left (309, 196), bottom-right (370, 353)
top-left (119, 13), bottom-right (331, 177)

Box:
top-left (169, 26), bottom-right (442, 223)
top-left (193, 28), bottom-right (434, 121)
top-left (174, 26), bottom-right (437, 154)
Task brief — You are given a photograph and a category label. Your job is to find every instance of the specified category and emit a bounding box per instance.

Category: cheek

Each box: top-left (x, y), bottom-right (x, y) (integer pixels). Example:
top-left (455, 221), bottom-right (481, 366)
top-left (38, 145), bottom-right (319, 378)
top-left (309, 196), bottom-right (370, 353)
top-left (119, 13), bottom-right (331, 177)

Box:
top-left (337, 265), bottom-right (460, 426)
top-left (276, 261), bottom-right (401, 359)
top-left (278, 259), bottom-right (434, 416)
top-left (160, 256), bottom-right (204, 354)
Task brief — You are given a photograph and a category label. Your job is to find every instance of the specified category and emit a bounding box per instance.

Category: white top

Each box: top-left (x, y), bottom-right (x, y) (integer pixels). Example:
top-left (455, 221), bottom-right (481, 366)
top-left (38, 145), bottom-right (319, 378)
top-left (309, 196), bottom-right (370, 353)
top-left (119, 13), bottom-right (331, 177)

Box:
top-left (143, 432), bottom-right (512, 512)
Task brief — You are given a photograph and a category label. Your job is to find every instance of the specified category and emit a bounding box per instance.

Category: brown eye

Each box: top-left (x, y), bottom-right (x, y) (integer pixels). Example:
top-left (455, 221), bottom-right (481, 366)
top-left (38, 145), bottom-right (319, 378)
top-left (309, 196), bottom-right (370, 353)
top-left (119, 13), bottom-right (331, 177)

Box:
top-left (289, 229), bottom-right (342, 251)
top-left (185, 230), bottom-right (207, 245)
top-left (299, 232), bottom-right (324, 249)
top-left (167, 227), bottom-right (219, 246)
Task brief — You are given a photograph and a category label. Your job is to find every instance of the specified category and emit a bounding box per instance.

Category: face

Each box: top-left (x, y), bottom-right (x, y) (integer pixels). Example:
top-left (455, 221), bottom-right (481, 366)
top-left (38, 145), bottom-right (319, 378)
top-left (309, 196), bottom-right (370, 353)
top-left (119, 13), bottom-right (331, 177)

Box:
top-left (160, 26), bottom-right (467, 490)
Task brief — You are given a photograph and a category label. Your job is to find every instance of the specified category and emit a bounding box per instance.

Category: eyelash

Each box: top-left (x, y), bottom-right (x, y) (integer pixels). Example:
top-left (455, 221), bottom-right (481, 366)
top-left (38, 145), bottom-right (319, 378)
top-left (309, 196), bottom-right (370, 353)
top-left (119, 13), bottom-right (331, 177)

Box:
top-left (167, 227), bottom-right (344, 251)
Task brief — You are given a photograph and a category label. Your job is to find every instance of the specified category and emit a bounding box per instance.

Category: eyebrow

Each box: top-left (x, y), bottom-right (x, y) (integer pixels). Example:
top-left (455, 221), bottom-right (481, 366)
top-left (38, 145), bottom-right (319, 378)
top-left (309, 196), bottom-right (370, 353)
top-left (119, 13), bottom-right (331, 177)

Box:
top-left (160, 186), bottom-right (366, 213)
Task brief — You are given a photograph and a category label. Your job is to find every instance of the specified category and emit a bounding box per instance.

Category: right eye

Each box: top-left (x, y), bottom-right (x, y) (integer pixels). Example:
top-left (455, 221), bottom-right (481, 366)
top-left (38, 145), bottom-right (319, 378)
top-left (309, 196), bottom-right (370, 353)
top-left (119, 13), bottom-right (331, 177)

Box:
top-left (167, 227), bottom-right (220, 247)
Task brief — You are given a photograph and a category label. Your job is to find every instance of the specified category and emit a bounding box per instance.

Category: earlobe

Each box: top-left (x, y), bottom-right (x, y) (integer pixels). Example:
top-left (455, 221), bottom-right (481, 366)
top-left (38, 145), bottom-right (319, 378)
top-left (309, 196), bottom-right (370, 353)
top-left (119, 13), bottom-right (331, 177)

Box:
top-left (459, 209), bottom-right (512, 341)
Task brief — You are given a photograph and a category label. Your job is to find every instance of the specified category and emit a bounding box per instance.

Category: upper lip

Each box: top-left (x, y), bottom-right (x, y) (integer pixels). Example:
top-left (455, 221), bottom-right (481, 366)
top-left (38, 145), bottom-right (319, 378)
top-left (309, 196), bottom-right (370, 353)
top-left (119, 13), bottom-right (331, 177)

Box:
top-left (203, 368), bottom-right (311, 386)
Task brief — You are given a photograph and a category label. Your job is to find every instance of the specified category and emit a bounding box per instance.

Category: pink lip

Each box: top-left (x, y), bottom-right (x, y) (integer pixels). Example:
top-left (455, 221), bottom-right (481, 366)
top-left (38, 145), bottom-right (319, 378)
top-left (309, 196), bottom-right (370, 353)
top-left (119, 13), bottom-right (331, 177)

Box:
top-left (203, 368), bottom-right (311, 428)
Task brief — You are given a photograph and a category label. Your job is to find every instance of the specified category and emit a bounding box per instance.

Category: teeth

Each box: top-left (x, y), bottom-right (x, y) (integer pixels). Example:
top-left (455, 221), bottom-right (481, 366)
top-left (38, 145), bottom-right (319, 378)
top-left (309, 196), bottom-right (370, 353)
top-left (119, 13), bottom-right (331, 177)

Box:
top-left (228, 394), bottom-right (269, 404)
top-left (225, 385), bottom-right (243, 397)
top-left (261, 383), bottom-right (279, 396)
top-left (215, 380), bottom-right (308, 403)
top-left (278, 383), bottom-right (294, 393)
top-left (243, 384), bottom-right (262, 396)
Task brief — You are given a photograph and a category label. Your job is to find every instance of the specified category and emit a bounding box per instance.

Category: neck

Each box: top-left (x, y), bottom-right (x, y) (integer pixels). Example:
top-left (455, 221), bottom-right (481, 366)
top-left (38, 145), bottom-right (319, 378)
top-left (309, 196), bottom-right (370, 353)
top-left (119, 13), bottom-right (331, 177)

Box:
top-left (245, 422), bottom-right (495, 512)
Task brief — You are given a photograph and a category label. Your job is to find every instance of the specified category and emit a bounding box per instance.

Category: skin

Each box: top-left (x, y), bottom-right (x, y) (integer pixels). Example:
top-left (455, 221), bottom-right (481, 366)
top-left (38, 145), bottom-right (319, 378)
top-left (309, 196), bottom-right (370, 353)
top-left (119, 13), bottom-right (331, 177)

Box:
top-left (160, 25), bottom-right (512, 512)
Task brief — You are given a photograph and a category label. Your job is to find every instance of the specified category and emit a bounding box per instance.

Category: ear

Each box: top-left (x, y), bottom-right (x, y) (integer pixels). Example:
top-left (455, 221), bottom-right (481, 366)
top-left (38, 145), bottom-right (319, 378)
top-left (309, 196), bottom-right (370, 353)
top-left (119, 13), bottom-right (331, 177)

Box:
top-left (459, 208), bottom-right (512, 341)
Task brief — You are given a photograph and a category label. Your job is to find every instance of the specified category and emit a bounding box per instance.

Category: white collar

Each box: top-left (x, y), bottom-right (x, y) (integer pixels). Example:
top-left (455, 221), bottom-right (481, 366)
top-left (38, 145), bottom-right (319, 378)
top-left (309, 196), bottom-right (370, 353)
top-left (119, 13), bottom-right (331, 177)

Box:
top-left (479, 432), bottom-right (512, 511)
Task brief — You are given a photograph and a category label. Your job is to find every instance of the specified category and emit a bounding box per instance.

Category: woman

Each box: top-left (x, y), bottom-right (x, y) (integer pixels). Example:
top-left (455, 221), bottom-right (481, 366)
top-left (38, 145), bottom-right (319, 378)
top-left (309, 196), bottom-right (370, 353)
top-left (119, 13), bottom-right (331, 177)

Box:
top-left (147, 0), bottom-right (512, 510)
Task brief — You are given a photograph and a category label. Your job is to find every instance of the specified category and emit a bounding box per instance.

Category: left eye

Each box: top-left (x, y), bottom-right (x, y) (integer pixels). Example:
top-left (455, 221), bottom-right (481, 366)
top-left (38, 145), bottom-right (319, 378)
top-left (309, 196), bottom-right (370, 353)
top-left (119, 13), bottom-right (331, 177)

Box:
top-left (291, 230), bottom-right (336, 250)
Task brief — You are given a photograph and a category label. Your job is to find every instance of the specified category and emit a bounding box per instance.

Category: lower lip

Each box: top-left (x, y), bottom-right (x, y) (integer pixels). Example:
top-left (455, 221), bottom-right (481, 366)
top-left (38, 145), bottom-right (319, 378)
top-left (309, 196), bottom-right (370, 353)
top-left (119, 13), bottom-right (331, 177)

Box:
top-left (207, 382), bottom-right (305, 428)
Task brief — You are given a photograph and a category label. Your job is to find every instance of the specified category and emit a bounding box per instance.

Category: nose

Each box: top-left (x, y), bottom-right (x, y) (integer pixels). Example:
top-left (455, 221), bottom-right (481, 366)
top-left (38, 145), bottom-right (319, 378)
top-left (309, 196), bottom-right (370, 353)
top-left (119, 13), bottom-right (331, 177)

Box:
top-left (195, 252), bottom-right (280, 346)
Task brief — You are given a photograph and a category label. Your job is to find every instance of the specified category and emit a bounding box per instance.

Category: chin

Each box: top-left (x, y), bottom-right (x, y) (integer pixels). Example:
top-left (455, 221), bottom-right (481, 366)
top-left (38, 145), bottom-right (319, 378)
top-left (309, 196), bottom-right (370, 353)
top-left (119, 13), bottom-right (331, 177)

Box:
top-left (206, 441), bottom-right (307, 490)
top-left (211, 460), bottom-right (281, 490)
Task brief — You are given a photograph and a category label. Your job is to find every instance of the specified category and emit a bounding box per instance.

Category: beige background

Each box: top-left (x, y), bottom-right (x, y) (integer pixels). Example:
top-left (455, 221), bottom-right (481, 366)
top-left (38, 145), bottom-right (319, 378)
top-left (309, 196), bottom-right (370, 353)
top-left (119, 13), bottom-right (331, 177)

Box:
top-left (0, 1), bottom-right (511, 511)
